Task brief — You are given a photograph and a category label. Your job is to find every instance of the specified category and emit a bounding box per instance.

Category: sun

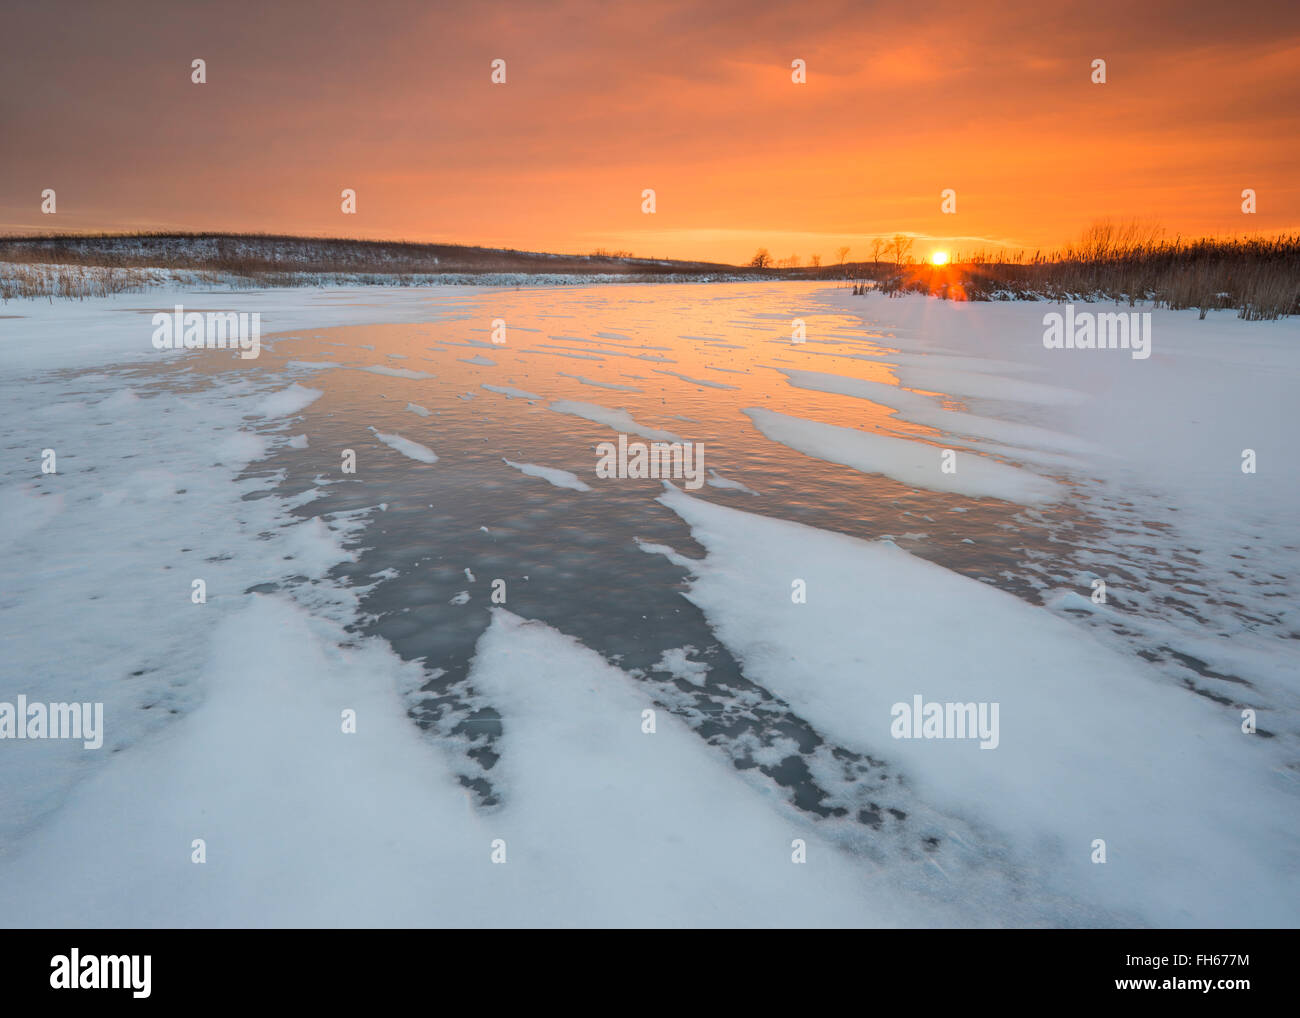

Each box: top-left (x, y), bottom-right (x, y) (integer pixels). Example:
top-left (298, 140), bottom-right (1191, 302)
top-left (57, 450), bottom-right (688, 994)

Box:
top-left (930, 250), bottom-right (950, 266)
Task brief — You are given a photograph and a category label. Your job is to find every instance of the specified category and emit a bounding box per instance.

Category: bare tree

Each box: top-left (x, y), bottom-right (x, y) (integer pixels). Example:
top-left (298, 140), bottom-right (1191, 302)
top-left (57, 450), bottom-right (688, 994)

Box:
top-left (892, 234), bottom-right (914, 268)
top-left (750, 248), bottom-right (772, 269)
top-left (810, 253), bottom-right (822, 269)
top-left (871, 238), bottom-right (884, 276)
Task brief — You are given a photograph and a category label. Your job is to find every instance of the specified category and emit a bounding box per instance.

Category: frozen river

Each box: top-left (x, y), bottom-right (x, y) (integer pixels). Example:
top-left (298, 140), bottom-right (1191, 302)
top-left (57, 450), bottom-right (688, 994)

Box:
top-left (2, 282), bottom-right (1297, 926)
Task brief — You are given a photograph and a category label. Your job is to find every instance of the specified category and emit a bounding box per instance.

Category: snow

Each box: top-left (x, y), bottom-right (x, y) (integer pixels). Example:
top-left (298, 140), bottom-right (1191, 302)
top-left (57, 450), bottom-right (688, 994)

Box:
top-left (522, 348), bottom-right (604, 361)
top-left (501, 458), bottom-right (592, 492)
top-left (775, 367), bottom-right (1096, 460)
top-left (279, 516), bottom-right (359, 579)
top-left (3, 601), bottom-right (908, 926)
top-left (358, 365), bottom-right (435, 380)
top-left (648, 484), bottom-right (1300, 927)
top-left (481, 383), bottom-right (540, 400)
top-left (549, 400), bottom-right (684, 443)
top-left (557, 372), bottom-right (642, 392)
top-left (453, 611), bottom-right (948, 926)
top-left (706, 468), bottom-right (760, 495)
top-left (743, 407), bottom-right (1059, 504)
top-left (652, 646), bottom-right (710, 686)
top-left (0, 286), bottom-right (491, 373)
top-left (254, 383), bottom-right (323, 417)
top-left (816, 289), bottom-right (1300, 692)
top-left (2, 280), bottom-right (1296, 929)
top-left (653, 369), bottom-right (738, 390)
top-left (368, 428), bottom-right (438, 464)
top-left (0, 369), bottom-right (373, 852)
top-left (1047, 590), bottom-right (1106, 614)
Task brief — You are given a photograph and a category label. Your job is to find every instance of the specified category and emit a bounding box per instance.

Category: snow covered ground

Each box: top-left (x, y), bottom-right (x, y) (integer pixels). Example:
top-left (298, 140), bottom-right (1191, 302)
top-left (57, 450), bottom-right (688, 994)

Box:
top-left (1, 282), bottom-right (1296, 927)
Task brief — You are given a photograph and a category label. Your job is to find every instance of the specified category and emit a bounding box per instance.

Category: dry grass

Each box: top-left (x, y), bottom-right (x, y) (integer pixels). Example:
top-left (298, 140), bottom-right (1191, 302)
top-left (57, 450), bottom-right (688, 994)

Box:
top-left (868, 225), bottom-right (1300, 321)
top-left (0, 264), bottom-right (169, 301)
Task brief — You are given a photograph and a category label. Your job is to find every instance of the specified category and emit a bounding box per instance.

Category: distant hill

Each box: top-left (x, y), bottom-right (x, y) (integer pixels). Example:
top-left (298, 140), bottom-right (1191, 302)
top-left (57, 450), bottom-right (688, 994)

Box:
top-left (0, 232), bottom-right (752, 278)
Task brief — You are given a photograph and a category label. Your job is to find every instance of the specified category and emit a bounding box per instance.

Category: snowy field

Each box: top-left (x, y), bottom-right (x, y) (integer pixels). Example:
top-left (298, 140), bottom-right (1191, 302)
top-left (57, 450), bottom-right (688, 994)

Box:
top-left (0, 281), bottom-right (1296, 927)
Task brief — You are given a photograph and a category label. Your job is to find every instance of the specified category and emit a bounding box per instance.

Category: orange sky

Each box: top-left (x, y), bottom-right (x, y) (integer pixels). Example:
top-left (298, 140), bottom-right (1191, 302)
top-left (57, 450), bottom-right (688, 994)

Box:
top-left (2, 0), bottom-right (1298, 264)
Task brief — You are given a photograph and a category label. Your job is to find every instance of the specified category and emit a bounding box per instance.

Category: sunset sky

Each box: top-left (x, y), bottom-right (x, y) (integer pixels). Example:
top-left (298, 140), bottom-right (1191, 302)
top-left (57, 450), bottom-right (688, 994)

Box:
top-left (3, 0), bottom-right (1297, 264)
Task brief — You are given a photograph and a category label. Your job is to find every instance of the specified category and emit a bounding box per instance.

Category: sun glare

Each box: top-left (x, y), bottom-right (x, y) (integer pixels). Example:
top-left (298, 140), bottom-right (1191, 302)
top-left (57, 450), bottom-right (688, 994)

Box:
top-left (930, 251), bottom-right (949, 266)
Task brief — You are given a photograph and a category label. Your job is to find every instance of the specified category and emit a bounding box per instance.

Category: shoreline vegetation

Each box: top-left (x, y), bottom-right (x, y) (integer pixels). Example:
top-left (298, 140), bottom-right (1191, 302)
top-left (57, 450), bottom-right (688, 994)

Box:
top-left (0, 232), bottom-right (763, 300)
top-left (858, 224), bottom-right (1300, 321)
top-left (2, 226), bottom-right (1297, 320)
